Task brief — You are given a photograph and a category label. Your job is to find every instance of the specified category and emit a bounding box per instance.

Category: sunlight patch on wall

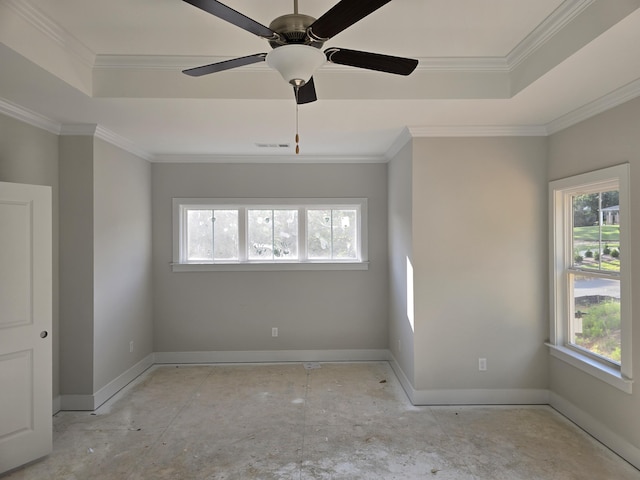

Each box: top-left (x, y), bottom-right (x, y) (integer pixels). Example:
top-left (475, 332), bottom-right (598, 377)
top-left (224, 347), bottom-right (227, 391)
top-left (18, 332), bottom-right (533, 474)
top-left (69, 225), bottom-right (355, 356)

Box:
top-left (406, 256), bottom-right (414, 332)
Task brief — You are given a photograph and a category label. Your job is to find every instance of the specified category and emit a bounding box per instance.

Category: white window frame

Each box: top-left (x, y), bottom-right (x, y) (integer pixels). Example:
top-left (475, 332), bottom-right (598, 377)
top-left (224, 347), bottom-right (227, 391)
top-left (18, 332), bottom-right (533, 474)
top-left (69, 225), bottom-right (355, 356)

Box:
top-left (548, 164), bottom-right (632, 393)
top-left (172, 198), bottom-right (368, 272)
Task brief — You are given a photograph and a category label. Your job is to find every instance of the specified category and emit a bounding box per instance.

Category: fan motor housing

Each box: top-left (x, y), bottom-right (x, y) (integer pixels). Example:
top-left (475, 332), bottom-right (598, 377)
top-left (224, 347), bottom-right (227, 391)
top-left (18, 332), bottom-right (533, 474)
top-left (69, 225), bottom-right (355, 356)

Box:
top-left (268, 14), bottom-right (321, 48)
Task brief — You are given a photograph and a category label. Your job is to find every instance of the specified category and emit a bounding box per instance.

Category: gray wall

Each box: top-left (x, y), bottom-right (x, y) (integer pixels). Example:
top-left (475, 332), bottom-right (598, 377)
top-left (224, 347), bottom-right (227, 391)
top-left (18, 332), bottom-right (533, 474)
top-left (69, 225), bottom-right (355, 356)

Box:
top-left (548, 96), bottom-right (640, 456)
top-left (387, 141), bottom-right (415, 382)
top-left (93, 139), bottom-right (152, 390)
top-left (59, 135), bottom-right (153, 396)
top-left (152, 162), bottom-right (388, 353)
top-left (59, 136), bottom-right (95, 394)
top-left (0, 113), bottom-right (59, 401)
top-left (391, 136), bottom-right (549, 396)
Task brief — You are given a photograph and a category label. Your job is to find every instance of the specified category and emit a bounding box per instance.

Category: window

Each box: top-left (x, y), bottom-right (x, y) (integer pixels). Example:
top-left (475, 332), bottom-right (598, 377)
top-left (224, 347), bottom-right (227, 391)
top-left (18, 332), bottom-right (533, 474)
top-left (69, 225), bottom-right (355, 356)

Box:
top-left (549, 164), bottom-right (632, 392)
top-left (247, 209), bottom-right (298, 261)
top-left (173, 198), bottom-right (368, 271)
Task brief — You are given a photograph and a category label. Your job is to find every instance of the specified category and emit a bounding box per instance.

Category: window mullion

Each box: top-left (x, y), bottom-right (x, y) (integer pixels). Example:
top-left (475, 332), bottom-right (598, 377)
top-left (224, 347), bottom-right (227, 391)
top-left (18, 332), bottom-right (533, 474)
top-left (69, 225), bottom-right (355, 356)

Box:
top-left (330, 209), bottom-right (334, 259)
top-left (567, 270), bottom-right (576, 347)
top-left (598, 192), bottom-right (603, 270)
top-left (270, 209), bottom-right (275, 261)
top-left (238, 207), bottom-right (247, 262)
top-left (560, 192), bottom-right (572, 347)
top-left (210, 209), bottom-right (215, 261)
top-left (355, 206), bottom-right (361, 262)
top-left (299, 207), bottom-right (307, 261)
top-left (179, 205), bottom-right (188, 263)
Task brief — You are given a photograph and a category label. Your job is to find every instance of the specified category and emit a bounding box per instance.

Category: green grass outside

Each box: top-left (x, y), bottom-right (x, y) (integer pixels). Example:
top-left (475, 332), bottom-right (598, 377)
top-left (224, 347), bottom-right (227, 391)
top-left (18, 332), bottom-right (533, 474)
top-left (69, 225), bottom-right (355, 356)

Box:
top-left (573, 226), bottom-right (620, 271)
top-left (573, 225), bottom-right (620, 242)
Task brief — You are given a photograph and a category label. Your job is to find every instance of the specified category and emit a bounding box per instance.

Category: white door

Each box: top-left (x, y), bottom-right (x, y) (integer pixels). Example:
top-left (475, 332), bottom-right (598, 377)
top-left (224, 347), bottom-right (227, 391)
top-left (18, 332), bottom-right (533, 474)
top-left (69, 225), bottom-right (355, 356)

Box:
top-left (0, 181), bottom-right (52, 474)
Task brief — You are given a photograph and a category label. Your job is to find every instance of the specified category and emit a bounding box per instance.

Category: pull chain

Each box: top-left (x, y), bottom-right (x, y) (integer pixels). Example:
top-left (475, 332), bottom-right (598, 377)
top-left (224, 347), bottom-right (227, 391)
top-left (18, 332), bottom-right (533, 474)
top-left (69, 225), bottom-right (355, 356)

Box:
top-left (294, 87), bottom-right (300, 154)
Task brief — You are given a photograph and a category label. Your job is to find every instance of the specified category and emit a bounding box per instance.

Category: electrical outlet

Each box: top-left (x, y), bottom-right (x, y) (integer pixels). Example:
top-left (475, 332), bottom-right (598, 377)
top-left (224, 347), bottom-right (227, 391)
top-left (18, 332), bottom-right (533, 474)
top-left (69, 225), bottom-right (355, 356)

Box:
top-left (129, 341), bottom-right (134, 353)
top-left (272, 327), bottom-right (278, 337)
top-left (478, 358), bottom-right (487, 371)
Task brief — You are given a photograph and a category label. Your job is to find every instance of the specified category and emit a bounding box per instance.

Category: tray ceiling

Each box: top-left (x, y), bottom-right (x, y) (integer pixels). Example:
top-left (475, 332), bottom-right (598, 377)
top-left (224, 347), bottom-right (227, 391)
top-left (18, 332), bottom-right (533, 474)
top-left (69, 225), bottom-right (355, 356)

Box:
top-left (1, 0), bottom-right (640, 160)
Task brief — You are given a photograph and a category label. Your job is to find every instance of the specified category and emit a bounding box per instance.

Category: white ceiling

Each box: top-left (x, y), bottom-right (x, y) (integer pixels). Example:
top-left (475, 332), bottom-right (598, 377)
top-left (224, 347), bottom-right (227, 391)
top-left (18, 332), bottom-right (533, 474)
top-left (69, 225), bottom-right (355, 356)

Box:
top-left (1, 0), bottom-right (640, 161)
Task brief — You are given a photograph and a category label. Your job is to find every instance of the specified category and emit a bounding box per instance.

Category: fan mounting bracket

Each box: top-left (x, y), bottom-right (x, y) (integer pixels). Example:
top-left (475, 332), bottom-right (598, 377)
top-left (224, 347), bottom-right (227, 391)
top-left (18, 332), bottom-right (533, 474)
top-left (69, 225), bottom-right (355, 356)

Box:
top-left (268, 13), bottom-right (323, 48)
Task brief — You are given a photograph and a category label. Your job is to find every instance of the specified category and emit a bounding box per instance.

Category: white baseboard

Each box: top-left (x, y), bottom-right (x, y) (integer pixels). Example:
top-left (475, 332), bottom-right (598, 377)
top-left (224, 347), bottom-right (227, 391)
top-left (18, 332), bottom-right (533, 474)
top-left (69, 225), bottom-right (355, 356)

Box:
top-left (550, 392), bottom-right (640, 470)
top-left (410, 388), bottom-right (550, 405)
top-left (59, 394), bottom-right (95, 411)
top-left (388, 353), bottom-right (415, 401)
top-left (388, 353), bottom-right (549, 405)
top-left (59, 353), bottom-right (154, 411)
top-left (154, 349), bottom-right (389, 364)
top-left (93, 353), bottom-right (155, 409)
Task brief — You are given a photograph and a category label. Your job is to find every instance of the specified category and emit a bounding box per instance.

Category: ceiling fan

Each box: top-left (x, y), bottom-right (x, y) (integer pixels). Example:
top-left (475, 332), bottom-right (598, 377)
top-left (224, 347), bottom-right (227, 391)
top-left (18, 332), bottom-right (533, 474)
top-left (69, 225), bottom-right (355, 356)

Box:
top-left (182, 0), bottom-right (419, 104)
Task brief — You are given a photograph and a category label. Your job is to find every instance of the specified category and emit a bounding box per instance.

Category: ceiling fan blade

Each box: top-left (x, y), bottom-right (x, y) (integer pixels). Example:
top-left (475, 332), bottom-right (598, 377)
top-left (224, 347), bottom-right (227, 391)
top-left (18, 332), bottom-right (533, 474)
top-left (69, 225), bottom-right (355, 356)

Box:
top-left (325, 48), bottom-right (418, 75)
top-left (295, 77), bottom-right (317, 104)
top-left (308, 0), bottom-right (392, 41)
top-left (183, 53), bottom-right (267, 76)
top-left (182, 0), bottom-right (278, 40)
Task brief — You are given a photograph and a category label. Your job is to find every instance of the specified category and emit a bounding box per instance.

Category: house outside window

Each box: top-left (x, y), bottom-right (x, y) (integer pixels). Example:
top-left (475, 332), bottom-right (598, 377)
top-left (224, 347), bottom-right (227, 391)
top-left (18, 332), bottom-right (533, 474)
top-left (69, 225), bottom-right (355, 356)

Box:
top-left (548, 164), bottom-right (632, 393)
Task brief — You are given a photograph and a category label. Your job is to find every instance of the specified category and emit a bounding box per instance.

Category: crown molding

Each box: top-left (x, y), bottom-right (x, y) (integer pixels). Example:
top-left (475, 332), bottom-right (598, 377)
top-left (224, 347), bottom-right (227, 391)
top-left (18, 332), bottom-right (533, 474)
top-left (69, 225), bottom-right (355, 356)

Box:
top-left (94, 55), bottom-right (225, 70)
top-left (417, 57), bottom-right (508, 72)
top-left (546, 77), bottom-right (640, 134)
top-left (0, 97), bottom-right (61, 134)
top-left (151, 154), bottom-right (387, 164)
top-left (407, 125), bottom-right (548, 137)
top-left (94, 126), bottom-right (153, 161)
top-left (0, 101), bottom-right (152, 160)
top-left (4, 0), bottom-right (95, 68)
top-left (59, 124), bottom-right (98, 136)
top-left (60, 124), bottom-right (152, 161)
top-left (506, 0), bottom-right (595, 70)
top-left (95, 54), bottom-right (510, 73)
top-left (385, 127), bottom-right (413, 160)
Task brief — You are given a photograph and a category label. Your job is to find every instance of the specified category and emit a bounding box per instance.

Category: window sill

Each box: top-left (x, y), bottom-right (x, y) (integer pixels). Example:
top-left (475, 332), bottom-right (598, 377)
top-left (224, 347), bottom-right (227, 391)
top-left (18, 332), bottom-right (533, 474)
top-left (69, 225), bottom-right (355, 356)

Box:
top-left (546, 343), bottom-right (632, 394)
top-left (171, 261), bottom-right (370, 272)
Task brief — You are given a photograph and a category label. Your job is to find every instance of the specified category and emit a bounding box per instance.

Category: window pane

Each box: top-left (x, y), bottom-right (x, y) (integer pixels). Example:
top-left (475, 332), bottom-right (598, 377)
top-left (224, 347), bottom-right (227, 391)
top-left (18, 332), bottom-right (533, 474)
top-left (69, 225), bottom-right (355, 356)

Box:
top-left (332, 209), bottom-right (357, 259)
top-left (213, 210), bottom-right (238, 260)
top-left (187, 210), bottom-right (213, 261)
top-left (307, 209), bottom-right (331, 259)
top-left (572, 190), bottom-right (620, 272)
top-left (273, 210), bottom-right (298, 259)
top-left (571, 274), bottom-right (621, 364)
top-left (248, 209), bottom-right (274, 260)
top-left (248, 209), bottom-right (298, 260)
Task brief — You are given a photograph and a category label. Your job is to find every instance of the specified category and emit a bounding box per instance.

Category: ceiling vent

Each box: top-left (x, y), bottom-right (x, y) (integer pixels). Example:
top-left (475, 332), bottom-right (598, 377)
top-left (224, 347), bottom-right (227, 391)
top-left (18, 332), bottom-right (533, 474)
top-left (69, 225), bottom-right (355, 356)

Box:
top-left (255, 143), bottom-right (291, 148)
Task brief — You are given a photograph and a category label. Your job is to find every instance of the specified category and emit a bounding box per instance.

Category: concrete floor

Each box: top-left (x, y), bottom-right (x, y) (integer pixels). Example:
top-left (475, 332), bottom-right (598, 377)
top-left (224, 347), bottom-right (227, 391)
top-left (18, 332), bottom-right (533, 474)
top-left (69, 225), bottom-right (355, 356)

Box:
top-left (4, 362), bottom-right (639, 479)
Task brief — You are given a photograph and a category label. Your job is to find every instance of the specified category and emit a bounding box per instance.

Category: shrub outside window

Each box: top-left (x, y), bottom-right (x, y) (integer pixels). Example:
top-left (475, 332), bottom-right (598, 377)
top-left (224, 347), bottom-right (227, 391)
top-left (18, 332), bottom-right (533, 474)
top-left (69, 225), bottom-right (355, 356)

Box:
top-left (549, 164), bottom-right (632, 393)
top-left (173, 198), bottom-right (368, 271)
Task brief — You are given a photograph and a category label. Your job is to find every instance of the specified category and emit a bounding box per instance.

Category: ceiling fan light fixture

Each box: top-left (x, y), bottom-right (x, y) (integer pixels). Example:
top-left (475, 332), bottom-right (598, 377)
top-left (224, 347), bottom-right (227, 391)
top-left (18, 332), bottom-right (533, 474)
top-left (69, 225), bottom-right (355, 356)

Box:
top-left (266, 44), bottom-right (325, 86)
